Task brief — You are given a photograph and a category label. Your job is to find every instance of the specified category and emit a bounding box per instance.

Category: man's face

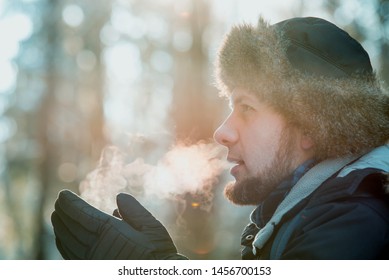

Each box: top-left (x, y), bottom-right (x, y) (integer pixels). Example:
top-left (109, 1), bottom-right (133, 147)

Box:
top-left (213, 88), bottom-right (304, 205)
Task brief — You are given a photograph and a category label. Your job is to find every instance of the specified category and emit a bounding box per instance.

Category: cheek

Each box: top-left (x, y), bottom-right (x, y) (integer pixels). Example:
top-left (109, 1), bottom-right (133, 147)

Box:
top-left (243, 126), bottom-right (283, 172)
top-left (246, 142), bottom-right (278, 171)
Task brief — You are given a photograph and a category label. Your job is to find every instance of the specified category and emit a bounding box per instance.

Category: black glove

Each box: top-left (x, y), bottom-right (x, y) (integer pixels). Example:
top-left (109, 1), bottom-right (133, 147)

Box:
top-left (51, 189), bottom-right (187, 260)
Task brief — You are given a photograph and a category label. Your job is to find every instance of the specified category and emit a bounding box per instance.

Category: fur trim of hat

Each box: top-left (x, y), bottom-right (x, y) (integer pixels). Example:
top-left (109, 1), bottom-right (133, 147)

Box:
top-left (215, 17), bottom-right (389, 160)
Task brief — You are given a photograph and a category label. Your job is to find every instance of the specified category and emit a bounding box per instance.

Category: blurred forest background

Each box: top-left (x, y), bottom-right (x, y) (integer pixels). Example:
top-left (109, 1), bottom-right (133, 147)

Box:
top-left (0, 0), bottom-right (388, 260)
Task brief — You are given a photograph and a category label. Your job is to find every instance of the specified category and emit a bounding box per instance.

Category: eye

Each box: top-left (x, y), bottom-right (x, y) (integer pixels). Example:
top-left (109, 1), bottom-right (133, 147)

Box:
top-left (239, 104), bottom-right (254, 113)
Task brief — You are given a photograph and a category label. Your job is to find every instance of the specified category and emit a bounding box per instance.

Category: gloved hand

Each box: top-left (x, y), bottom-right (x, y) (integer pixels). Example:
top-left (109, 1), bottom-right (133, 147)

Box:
top-left (51, 189), bottom-right (187, 260)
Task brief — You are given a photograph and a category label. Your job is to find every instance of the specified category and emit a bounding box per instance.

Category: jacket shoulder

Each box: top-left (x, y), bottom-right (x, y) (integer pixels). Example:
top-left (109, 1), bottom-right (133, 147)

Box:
top-left (277, 168), bottom-right (389, 259)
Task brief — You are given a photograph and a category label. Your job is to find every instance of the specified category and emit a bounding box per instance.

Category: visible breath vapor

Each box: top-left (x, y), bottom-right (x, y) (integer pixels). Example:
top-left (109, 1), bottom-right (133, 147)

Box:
top-left (79, 141), bottom-right (229, 213)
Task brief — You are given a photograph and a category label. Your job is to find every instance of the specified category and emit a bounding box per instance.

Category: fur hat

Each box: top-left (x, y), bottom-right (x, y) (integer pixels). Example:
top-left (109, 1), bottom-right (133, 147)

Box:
top-left (215, 16), bottom-right (389, 160)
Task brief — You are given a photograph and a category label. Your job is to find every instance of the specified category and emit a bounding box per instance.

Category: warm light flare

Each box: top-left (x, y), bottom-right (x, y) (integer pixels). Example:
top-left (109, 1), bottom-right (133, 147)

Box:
top-left (191, 202), bottom-right (200, 208)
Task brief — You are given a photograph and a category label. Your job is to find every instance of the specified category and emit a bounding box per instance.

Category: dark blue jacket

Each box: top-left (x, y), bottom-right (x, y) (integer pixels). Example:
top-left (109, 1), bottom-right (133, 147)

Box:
top-left (241, 146), bottom-right (389, 259)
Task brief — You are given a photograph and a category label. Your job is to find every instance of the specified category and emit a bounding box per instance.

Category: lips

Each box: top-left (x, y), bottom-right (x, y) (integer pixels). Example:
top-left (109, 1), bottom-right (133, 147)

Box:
top-left (227, 157), bottom-right (245, 177)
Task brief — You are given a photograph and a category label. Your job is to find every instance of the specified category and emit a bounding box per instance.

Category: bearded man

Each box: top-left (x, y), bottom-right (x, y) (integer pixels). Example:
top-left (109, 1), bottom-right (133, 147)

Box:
top-left (51, 16), bottom-right (389, 259)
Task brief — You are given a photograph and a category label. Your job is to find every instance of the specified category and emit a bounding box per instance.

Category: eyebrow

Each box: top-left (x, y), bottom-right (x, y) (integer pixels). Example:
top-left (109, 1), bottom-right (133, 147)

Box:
top-left (229, 94), bottom-right (254, 109)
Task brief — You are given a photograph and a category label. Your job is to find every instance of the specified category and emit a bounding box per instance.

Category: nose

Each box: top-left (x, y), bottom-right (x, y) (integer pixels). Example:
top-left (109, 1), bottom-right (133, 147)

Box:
top-left (213, 114), bottom-right (238, 147)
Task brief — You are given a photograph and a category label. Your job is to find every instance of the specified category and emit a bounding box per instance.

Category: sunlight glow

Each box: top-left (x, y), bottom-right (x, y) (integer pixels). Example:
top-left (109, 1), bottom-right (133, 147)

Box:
top-left (0, 62), bottom-right (17, 93)
top-left (0, 13), bottom-right (33, 42)
top-left (62, 4), bottom-right (84, 27)
top-left (0, 13), bottom-right (33, 61)
top-left (111, 6), bottom-right (146, 39)
top-left (104, 42), bottom-right (142, 83)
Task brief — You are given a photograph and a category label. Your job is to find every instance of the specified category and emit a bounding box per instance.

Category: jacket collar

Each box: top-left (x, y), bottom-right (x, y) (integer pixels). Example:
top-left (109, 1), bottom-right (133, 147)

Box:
top-left (337, 144), bottom-right (389, 177)
top-left (250, 159), bottom-right (316, 227)
top-left (249, 144), bottom-right (389, 227)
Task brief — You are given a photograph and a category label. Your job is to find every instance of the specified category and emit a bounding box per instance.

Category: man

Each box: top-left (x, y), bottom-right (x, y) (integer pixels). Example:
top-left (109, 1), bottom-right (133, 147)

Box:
top-left (51, 16), bottom-right (389, 259)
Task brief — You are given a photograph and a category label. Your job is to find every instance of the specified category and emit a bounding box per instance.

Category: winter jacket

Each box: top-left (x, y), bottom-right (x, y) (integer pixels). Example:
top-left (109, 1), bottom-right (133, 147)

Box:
top-left (241, 145), bottom-right (389, 259)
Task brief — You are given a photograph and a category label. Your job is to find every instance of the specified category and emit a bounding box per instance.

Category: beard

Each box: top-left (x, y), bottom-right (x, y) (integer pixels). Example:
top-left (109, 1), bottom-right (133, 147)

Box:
top-left (224, 127), bottom-right (299, 206)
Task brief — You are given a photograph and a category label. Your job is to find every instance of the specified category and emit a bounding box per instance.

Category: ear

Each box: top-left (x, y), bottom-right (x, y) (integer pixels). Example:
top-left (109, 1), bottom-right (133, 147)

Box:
top-left (300, 133), bottom-right (314, 151)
